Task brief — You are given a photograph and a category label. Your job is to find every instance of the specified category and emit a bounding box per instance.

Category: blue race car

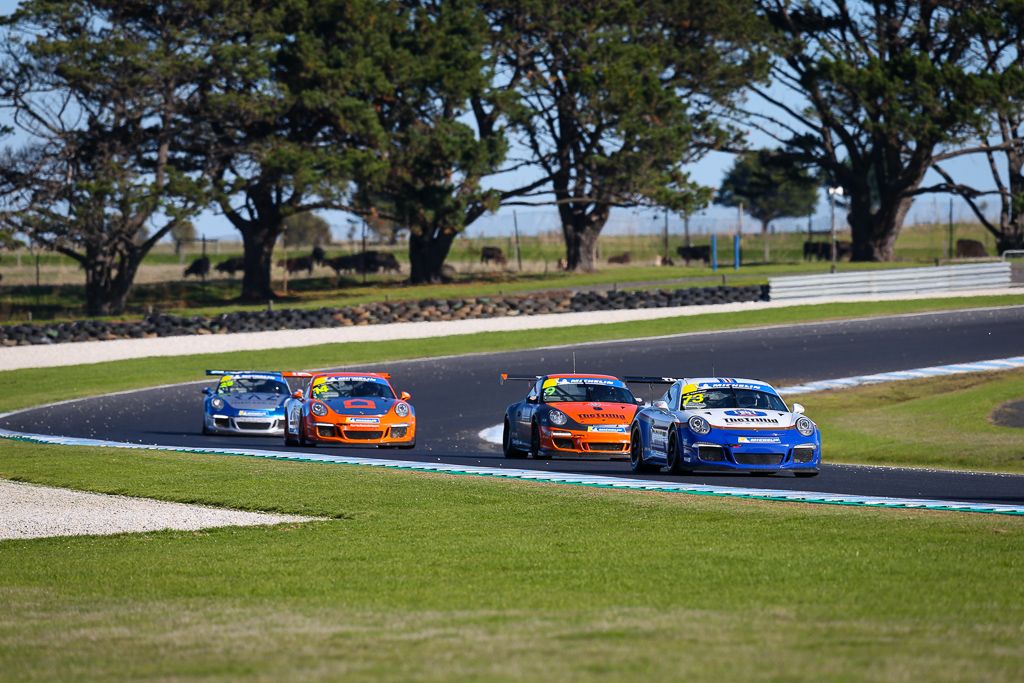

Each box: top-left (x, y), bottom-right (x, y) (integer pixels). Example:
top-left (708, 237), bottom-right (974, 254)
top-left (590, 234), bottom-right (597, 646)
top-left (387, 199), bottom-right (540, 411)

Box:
top-left (625, 376), bottom-right (821, 476)
top-left (201, 370), bottom-right (292, 436)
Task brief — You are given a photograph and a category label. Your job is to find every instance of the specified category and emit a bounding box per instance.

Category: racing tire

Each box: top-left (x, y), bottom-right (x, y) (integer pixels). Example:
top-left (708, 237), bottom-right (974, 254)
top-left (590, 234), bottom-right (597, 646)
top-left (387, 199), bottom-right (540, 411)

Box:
top-left (502, 420), bottom-right (526, 459)
top-left (793, 470), bottom-right (820, 478)
top-left (284, 424), bottom-right (300, 447)
top-left (530, 423), bottom-right (550, 459)
top-left (629, 428), bottom-right (659, 474)
top-left (299, 420), bottom-right (316, 447)
top-left (665, 433), bottom-right (691, 475)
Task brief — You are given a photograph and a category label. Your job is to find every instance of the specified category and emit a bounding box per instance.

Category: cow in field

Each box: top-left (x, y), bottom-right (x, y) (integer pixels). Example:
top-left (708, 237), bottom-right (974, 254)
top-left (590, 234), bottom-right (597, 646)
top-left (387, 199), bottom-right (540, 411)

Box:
top-left (277, 255), bottom-right (315, 276)
top-left (676, 245), bottom-right (711, 265)
top-left (215, 257), bottom-right (245, 277)
top-left (956, 239), bottom-right (988, 258)
top-left (183, 256), bottom-right (210, 279)
top-left (369, 251), bottom-right (401, 274)
top-left (480, 246), bottom-right (507, 266)
top-left (608, 252), bottom-right (632, 264)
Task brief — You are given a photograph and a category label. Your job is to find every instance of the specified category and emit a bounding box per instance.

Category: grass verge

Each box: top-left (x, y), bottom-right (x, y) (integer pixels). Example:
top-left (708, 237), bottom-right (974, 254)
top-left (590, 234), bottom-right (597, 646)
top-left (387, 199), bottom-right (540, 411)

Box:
top-left (0, 440), bottom-right (1022, 682)
top-left (1, 294), bottom-right (1022, 415)
top-left (809, 368), bottom-right (1024, 473)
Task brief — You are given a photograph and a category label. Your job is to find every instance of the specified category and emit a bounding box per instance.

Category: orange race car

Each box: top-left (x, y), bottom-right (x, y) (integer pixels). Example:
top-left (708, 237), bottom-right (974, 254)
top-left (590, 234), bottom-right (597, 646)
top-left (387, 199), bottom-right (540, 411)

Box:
top-left (283, 372), bottom-right (415, 449)
top-left (499, 373), bottom-right (644, 459)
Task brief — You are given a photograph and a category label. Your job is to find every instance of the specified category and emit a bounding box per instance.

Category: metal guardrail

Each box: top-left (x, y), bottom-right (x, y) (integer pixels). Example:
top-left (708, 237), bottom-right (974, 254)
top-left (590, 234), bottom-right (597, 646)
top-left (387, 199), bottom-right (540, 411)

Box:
top-left (769, 262), bottom-right (1013, 300)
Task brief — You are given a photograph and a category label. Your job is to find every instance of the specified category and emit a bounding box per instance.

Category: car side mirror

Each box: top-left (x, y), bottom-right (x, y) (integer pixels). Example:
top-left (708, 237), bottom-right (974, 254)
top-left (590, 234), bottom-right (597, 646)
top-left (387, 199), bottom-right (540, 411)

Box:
top-left (292, 390), bottom-right (304, 400)
top-left (400, 391), bottom-right (411, 401)
top-left (635, 397), bottom-right (645, 405)
top-left (527, 394), bottom-right (538, 404)
top-left (653, 400), bottom-right (669, 411)
top-left (792, 403), bottom-right (805, 414)
top-left (202, 387), bottom-right (213, 396)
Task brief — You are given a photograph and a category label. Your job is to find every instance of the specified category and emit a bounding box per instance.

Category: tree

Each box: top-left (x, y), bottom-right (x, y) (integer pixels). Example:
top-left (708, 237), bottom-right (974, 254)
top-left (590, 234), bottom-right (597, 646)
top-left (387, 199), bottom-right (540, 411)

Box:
top-left (282, 212), bottom-right (331, 246)
top-left (192, 0), bottom-right (385, 301)
top-left (170, 220), bottom-right (196, 256)
top-left (717, 150), bottom-right (818, 261)
top-left (0, 0), bottom-right (207, 315)
top-left (752, 1), bottom-right (1021, 261)
top-left (931, 5), bottom-right (1024, 254)
top-left (354, 0), bottom-right (514, 283)
top-left (490, 0), bottom-right (766, 271)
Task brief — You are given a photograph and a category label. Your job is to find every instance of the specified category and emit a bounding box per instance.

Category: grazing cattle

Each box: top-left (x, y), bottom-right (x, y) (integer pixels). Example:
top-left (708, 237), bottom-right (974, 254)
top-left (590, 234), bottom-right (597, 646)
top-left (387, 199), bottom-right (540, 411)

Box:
top-left (676, 245), bottom-right (711, 265)
top-left (652, 255), bottom-right (675, 267)
top-left (324, 251), bottom-right (400, 276)
top-left (607, 252), bottom-right (632, 265)
top-left (312, 245), bottom-right (327, 265)
top-left (277, 255), bottom-right (315, 276)
top-left (183, 256), bottom-right (210, 279)
top-left (956, 238), bottom-right (988, 258)
top-left (215, 257), bottom-right (245, 276)
top-left (480, 246), bottom-right (507, 266)
top-left (369, 251), bottom-right (401, 274)
top-left (804, 240), bottom-right (852, 261)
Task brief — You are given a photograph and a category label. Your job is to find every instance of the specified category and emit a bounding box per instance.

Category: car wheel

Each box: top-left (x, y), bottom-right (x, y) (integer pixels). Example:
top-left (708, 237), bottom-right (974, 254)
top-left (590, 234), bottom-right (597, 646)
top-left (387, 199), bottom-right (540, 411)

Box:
top-left (202, 421), bottom-right (212, 436)
top-left (530, 423), bottom-right (550, 459)
top-left (666, 433), bottom-right (689, 474)
top-left (503, 420), bottom-right (526, 459)
top-left (630, 428), bottom-right (658, 473)
top-left (794, 470), bottom-right (819, 478)
top-left (299, 420), bottom-right (316, 447)
top-left (284, 422), bottom-right (299, 447)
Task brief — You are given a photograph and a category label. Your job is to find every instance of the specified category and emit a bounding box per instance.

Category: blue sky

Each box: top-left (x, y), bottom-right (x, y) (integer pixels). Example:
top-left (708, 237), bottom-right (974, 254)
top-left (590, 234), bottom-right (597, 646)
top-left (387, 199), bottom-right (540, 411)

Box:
top-left (0, 0), bottom-right (998, 241)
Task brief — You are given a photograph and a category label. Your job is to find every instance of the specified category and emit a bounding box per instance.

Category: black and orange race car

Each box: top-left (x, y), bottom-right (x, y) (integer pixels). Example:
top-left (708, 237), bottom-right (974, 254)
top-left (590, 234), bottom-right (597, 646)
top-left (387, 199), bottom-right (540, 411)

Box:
top-left (283, 372), bottom-right (415, 448)
top-left (499, 373), bottom-right (644, 459)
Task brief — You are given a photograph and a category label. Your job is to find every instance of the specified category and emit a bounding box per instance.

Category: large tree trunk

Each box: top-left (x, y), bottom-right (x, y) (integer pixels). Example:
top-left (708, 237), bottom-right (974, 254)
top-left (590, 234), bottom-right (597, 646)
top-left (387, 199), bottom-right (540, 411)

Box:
top-left (408, 226), bottom-right (456, 284)
top-left (847, 192), bottom-right (914, 261)
top-left (82, 247), bottom-right (142, 317)
top-left (238, 223), bottom-right (281, 303)
top-left (559, 203), bottom-right (609, 271)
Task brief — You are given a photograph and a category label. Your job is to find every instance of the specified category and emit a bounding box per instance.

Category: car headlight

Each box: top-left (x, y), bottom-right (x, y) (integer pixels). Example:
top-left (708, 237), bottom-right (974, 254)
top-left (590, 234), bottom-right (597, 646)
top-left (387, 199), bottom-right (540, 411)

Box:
top-left (210, 397), bottom-right (224, 410)
top-left (548, 409), bottom-right (568, 426)
top-left (394, 402), bottom-right (410, 417)
top-left (310, 402), bottom-right (328, 417)
top-left (796, 416), bottom-right (815, 436)
top-left (688, 415), bottom-right (711, 435)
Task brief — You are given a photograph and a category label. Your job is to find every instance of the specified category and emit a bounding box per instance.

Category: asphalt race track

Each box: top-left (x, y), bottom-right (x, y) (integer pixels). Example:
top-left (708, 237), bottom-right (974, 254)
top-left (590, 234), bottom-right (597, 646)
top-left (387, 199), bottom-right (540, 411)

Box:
top-left (4, 306), bottom-right (1023, 506)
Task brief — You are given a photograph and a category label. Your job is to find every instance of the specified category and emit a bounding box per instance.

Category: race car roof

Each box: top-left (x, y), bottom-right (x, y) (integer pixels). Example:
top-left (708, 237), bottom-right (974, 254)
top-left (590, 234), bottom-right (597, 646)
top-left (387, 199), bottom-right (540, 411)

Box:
top-left (307, 371), bottom-right (392, 382)
top-left (683, 377), bottom-right (779, 392)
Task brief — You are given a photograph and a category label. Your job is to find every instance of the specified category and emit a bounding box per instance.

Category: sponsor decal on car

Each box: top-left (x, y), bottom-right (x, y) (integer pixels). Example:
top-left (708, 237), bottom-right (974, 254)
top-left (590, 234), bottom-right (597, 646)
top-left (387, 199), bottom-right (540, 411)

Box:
top-left (578, 413), bottom-right (627, 420)
top-left (347, 417), bottom-right (380, 424)
top-left (238, 410), bottom-right (269, 416)
top-left (587, 425), bottom-right (628, 433)
top-left (725, 409), bottom-right (767, 417)
top-left (737, 436), bottom-right (782, 444)
top-left (546, 377), bottom-right (625, 387)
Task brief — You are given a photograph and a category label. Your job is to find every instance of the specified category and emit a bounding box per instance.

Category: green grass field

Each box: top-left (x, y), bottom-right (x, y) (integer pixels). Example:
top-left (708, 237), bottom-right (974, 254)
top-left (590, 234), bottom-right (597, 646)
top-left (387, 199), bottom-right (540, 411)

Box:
top-left (2, 296), bottom-right (1024, 680)
top-left (1, 440), bottom-right (1022, 682)
top-left (809, 369), bottom-right (1024, 473)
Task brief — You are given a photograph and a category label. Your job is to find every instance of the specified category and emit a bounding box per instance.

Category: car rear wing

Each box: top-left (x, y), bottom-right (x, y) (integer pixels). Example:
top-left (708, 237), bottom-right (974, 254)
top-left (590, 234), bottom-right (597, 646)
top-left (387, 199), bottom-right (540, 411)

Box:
top-left (500, 373), bottom-right (543, 385)
top-left (623, 376), bottom-right (680, 384)
top-left (281, 371), bottom-right (314, 378)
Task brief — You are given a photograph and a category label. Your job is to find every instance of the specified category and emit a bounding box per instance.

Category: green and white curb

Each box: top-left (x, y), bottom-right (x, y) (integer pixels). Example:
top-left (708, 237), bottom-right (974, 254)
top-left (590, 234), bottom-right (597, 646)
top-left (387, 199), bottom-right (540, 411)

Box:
top-left (3, 428), bottom-right (1022, 516)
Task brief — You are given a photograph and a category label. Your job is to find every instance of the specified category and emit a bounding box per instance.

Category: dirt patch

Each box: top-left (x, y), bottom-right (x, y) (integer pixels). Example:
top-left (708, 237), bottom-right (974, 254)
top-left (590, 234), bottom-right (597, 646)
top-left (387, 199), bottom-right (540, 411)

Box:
top-left (991, 399), bottom-right (1024, 428)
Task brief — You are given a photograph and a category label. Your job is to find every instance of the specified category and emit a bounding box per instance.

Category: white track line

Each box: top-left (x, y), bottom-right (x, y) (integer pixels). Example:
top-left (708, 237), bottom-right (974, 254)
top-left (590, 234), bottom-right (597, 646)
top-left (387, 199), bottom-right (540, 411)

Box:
top-left (2, 428), bottom-right (1022, 516)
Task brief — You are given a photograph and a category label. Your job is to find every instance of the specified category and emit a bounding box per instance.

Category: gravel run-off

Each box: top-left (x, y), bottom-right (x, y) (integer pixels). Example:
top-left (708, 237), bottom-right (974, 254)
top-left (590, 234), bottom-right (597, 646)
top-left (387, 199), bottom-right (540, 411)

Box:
top-left (0, 479), bottom-right (317, 541)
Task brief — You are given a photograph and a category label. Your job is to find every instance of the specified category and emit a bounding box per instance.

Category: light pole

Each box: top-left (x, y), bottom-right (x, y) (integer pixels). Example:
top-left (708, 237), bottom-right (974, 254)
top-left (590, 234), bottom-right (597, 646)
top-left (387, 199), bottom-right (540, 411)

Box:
top-left (828, 186), bottom-right (844, 273)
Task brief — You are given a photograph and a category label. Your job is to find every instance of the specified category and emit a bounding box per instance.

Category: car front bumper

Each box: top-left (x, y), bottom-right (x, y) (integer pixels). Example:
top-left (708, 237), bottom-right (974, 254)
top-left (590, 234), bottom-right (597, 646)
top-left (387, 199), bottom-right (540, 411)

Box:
top-left (206, 413), bottom-right (285, 436)
top-left (538, 425), bottom-right (630, 458)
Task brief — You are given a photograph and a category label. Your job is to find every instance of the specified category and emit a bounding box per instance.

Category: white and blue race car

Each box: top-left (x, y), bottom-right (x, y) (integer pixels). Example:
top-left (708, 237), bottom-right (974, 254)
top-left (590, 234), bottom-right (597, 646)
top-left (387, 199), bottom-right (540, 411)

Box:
top-left (201, 370), bottom-right (292, 436)
top-left (625, 376), bottom-right (821, 476)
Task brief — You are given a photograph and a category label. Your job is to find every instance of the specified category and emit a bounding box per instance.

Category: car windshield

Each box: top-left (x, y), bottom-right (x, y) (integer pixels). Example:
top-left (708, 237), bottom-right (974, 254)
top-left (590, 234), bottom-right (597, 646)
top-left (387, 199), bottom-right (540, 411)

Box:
top-left (679, 388), bottom-right (787, 412)
top-left (311, 378), bottom-right (394, 400)
top-left (542, 382), bottom-right (635, 404)
top-left (216, 377), bottom-right (288, 395)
